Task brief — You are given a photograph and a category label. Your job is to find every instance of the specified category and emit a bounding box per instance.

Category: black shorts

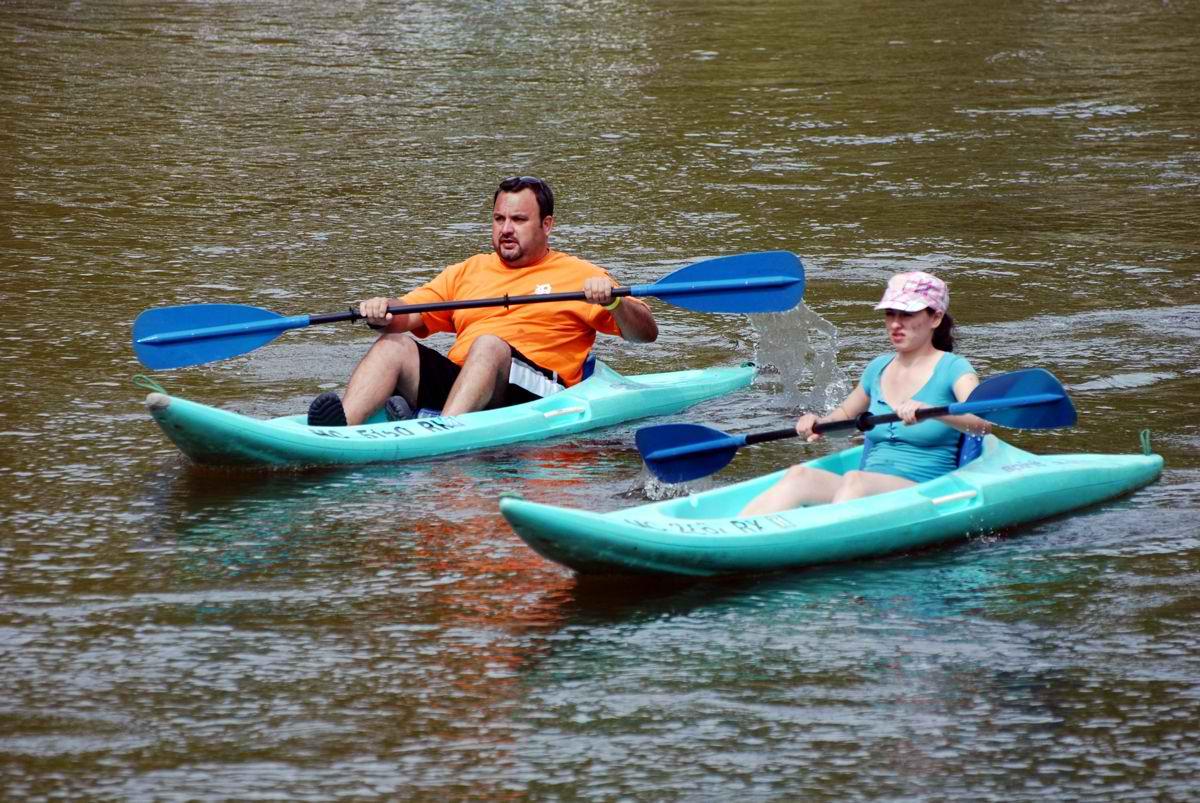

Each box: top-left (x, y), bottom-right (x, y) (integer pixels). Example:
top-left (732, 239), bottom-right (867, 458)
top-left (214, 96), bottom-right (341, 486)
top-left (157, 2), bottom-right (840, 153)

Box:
top-left (408, 340), bottom-right (566, 412)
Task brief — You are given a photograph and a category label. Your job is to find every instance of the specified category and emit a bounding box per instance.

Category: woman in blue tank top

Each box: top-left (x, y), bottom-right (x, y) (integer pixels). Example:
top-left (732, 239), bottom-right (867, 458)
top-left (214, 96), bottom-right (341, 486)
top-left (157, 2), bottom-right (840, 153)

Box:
top-left (742, 271), bottom-right (993, 516)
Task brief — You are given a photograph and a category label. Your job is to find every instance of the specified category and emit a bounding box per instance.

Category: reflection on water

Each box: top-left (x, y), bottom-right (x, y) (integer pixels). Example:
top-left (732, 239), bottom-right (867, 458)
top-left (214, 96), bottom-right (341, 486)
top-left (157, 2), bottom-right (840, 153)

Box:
top-left (2, 0), bottom-right (1199, 797)
top-left (507, 504), bottom-right (1196, 799)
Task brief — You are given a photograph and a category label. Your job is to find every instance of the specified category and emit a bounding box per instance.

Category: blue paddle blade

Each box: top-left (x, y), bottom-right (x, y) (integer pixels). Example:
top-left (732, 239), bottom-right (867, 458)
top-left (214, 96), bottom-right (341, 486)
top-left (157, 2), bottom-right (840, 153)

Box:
top-left (636, 423), bottom-right (745, 483)
top-left (640, 251), bottom-right (805, 313)
top-left (133, 304), bottom-right (295, 370)
top-left (964, 368), bottom-right (1077, 429)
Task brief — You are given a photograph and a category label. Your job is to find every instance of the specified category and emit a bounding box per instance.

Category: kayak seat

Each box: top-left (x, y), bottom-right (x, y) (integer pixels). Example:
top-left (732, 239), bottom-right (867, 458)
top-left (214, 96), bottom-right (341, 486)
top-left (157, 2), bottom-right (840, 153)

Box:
top-left (857, 433), bottom-right (986, 472)
top-left (957, 433), bottom-right (985, 466)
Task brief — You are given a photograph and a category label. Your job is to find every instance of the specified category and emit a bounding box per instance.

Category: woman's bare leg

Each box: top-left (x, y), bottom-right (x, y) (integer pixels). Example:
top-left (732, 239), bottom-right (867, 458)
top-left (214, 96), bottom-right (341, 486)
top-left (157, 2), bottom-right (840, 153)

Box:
top-left (740, 467), bottom-right (916, 516)
top-left (740, 465), bottom-right (845, 516)
top-left (831, 470), bottom-right (914, 503)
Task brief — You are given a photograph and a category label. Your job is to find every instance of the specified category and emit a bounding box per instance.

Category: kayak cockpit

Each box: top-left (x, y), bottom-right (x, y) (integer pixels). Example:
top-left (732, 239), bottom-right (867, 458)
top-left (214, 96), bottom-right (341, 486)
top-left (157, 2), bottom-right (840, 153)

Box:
top-left (659, 436), bottom-right (997, 521)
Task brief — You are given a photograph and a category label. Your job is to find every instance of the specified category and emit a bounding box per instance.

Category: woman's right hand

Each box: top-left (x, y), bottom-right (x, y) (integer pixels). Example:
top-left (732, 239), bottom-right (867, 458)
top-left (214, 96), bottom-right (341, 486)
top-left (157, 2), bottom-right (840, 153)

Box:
top-left (796, 413), bottom-right (822, 442)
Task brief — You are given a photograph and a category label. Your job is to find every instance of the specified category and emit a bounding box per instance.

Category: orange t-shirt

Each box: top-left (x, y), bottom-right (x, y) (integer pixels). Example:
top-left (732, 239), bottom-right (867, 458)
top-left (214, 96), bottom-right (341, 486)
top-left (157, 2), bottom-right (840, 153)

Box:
top-left (399, 250), bottom-right (635, 387)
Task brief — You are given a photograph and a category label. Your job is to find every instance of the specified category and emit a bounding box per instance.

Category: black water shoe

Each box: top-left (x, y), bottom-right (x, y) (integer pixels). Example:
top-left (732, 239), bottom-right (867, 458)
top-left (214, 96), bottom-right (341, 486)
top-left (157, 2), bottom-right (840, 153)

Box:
top-left (307, 392), bottom-right (348, 427)
top-left (385, 396), bottom-right (415, 422)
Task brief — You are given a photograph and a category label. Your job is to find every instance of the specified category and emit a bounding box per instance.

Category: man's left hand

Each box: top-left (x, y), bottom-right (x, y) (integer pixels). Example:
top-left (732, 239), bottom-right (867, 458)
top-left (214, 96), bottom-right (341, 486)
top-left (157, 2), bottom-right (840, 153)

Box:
top-left (582, 277), bottom-right (616, 306)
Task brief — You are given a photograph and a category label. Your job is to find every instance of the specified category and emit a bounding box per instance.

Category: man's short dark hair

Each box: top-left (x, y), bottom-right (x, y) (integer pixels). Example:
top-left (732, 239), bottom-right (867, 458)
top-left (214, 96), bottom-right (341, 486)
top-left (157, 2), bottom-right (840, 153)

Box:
top-left (494, 176), bottom-right (554, 220)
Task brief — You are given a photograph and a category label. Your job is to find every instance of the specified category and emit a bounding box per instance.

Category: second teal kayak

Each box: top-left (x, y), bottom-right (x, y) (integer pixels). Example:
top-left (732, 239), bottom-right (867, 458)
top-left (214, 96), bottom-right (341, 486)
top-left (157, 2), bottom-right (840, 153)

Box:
top-left (142, 360), bottom-right (756, 468)
top-left (500, 435), bottom-right (1163, 576)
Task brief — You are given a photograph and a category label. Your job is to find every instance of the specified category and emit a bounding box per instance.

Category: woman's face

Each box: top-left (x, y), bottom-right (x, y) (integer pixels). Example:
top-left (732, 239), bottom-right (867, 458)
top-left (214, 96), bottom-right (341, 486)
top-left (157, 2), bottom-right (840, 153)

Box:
top-left (884, 307), bottom-right (943, 351)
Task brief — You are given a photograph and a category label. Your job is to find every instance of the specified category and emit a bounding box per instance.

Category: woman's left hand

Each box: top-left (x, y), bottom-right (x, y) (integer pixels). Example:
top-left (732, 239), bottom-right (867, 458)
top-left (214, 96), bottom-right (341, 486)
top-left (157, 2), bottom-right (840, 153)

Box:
top-left (893, 399), bottom-right (929, 425)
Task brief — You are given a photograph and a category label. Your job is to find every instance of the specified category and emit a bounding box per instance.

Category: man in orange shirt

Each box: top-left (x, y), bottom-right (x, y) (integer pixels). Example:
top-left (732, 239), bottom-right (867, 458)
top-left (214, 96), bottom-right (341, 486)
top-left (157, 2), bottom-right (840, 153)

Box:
top-left (308, 176), bottom-right (658, 426)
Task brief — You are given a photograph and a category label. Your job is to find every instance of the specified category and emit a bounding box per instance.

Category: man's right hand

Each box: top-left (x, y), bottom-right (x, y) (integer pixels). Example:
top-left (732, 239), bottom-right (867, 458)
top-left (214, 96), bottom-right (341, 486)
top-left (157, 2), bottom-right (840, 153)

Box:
top-left (359, 297), bottom-right (395, 327)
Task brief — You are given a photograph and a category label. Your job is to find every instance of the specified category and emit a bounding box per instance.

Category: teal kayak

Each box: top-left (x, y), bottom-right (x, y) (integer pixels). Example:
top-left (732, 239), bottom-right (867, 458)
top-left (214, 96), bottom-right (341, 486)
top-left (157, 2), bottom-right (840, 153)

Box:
top-left (142, 360), bottom-right (756, 468)
top-left (499, 435), bottom-right (1163, 576)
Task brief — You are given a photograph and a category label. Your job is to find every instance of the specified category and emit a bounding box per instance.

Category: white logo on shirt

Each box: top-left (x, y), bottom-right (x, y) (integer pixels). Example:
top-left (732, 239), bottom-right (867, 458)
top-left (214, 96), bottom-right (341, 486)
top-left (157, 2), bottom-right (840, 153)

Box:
top-left (533, 283), bottom-right (552, 295)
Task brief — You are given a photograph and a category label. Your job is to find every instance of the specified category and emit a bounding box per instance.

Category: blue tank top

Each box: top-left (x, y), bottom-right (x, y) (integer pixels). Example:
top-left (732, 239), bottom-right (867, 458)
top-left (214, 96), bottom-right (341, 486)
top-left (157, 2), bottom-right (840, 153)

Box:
top-left (859, 352), bottom-right (974, 484)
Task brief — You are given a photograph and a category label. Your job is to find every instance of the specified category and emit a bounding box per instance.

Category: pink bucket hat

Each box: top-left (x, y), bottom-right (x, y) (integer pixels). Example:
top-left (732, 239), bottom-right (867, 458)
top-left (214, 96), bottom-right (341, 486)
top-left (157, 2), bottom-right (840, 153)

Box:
top-left (874, 271), bottom-right (949, 314)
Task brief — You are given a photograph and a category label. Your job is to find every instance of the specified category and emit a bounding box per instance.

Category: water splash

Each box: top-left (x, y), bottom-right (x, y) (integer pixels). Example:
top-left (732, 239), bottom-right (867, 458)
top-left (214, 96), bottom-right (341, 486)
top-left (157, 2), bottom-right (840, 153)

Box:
top-left (750, 303), bottom-right (852, 414)
top-left (626, 470), bottom-right (720, 502)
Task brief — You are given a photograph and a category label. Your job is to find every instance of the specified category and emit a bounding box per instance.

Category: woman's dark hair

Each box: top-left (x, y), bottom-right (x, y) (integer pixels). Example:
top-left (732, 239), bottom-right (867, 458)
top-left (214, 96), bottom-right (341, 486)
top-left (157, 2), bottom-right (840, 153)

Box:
top-left (932, 310), bottom-right (955, 351)
top-left (494, 176), bottom-right (554, 220)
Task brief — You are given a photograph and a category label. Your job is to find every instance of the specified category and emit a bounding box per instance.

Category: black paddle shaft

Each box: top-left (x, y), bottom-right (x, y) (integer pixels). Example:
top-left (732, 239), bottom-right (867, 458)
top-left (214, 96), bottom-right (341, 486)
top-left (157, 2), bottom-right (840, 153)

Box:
top-left (312, 289), bottom-right (638, 326)
top-left (743, 406), bottom-right (954, 447)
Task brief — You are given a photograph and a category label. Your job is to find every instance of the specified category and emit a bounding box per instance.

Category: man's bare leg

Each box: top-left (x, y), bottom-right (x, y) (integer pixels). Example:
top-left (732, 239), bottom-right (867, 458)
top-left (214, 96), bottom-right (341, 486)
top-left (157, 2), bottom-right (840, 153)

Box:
top-left (340, 333), bottom-right (421, 425)
top-left (441, 335), bottom-right (512, 416)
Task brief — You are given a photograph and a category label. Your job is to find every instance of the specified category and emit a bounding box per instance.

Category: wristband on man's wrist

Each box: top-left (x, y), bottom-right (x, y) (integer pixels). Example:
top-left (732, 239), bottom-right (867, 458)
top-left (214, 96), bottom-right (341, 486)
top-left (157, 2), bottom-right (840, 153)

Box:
top-left (603, 296), bottom-right (622, 311)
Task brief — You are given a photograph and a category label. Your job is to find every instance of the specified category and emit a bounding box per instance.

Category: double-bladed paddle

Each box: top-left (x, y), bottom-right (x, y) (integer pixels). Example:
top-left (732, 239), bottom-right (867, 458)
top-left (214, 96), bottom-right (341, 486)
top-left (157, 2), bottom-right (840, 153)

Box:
top-left (133, 250), bottom-right (804, 370)
top-left (636, 368), bottom-right (1077, 483)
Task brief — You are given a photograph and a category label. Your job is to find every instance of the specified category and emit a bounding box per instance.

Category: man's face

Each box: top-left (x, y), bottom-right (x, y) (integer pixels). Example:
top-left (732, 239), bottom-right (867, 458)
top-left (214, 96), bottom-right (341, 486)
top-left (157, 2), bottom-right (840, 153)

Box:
top-left (492, 188), bottom-right (552, 268)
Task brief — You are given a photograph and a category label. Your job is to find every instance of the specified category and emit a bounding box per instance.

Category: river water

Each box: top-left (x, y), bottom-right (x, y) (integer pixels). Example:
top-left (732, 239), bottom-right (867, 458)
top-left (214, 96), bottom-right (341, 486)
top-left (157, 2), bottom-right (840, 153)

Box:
top-left (2, 1), bottom-right (1198, 799)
